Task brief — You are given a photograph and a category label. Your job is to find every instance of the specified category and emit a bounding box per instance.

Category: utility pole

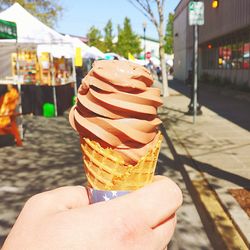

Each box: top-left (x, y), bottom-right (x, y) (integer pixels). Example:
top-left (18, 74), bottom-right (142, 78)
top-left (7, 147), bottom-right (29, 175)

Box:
top-left (193, 24), bottom-right (198, 123)
top-left (143, 21), bottom-right (147, 59)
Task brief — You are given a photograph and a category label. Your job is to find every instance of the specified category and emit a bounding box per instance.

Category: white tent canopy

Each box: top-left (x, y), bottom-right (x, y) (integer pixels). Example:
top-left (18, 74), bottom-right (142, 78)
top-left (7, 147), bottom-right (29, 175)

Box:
top-left (37, 35), bottom-right (105, 60)
top-left (63, 35), bottom-right (104, 59)
top-left (0, 2), bottom-right (66, 44)
top-left (0, 3), bottom-right (105, 59)
top-left (0, 3), bottom-right (71, 119)
top-left (85, 46), bottom-right (105, 59)
top-left (37, 43), bottom-right (72, 59)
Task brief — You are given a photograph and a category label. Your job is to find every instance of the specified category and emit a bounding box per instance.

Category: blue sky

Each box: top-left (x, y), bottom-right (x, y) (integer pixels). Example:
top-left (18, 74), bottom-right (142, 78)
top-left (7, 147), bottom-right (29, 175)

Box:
top-left (56, 0), bottom-right (180, 40)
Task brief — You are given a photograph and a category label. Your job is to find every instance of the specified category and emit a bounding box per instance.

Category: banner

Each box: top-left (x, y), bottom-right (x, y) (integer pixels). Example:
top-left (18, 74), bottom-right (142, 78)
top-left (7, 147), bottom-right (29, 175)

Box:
top-left (0, 19), bottom-right (17, 39)
top-left (75, 47), bottom-right (82, 67)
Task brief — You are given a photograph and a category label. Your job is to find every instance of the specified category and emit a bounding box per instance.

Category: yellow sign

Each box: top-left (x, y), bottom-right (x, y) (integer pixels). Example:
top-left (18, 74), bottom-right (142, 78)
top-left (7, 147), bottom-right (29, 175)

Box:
top-left (41, 52), bottom-right (49, 61)
top-left (40, 52), bottom-right (50, 69)
top-left (75, 47), bottom-right (82, 67)
top-left (128, 52), bottom-right (135, 61)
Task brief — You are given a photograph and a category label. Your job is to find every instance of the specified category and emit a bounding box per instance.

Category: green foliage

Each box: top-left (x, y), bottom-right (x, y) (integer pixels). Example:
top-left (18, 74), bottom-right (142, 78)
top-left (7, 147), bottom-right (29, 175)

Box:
top-left (0, 0), bottom-right (63, 28)
top-left (103, 20), bottom-right (115, 53)
top-left (115, 17), bottom-right (141, 58)
top-left (86, 17), bottom-right (141, 58)
top-left (86, 26), bottom-right (105, 52)
top-left (164, 13), bottom-right (174, 54)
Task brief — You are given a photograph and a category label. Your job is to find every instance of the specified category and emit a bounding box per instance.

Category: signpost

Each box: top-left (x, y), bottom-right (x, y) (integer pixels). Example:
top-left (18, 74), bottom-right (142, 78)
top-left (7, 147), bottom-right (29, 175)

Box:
top-left (188, 1), bottom-right (204, 123)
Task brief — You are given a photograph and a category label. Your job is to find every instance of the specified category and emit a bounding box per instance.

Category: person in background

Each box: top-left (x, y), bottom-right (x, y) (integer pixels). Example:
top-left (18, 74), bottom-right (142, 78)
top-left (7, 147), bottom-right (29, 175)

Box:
top-left (0, 85), bottom-right (8, 106)
top-left (156, 66), bottom-right (162, 82)
top-left (75, 66), bottom-right (84, 90)
top-left (2, 176), bottom-right (182, 250)
top-left (146, 60), bottom-right (154, 75)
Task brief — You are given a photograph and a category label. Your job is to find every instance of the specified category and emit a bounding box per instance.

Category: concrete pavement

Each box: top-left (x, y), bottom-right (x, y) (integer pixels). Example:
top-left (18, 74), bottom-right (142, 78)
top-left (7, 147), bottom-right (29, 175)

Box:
top-left (0, 77), bottom-right (249, 249)
top-left (157, 129), bottom-right (212, 250)
top-left (156, 78), bottom-right (250, 249)
top-left (0, 113), bottom-right (211, 249)
top-left (0, 114), bottom-right (85, 246)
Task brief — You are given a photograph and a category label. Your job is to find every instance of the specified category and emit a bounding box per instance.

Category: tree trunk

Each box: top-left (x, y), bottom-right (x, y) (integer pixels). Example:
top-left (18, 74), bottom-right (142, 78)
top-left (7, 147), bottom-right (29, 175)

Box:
top-left (159, 39), bottom-right (169, 97)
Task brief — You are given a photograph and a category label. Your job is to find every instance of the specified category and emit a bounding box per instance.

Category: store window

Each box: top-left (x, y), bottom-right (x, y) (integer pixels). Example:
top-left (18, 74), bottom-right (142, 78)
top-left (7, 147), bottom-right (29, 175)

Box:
top-left (242, 42), bottom-right (250, 69)
top-left (218, 45), bottom-right (232, 69)
top-left (203, 33), bottom-right (250, 70)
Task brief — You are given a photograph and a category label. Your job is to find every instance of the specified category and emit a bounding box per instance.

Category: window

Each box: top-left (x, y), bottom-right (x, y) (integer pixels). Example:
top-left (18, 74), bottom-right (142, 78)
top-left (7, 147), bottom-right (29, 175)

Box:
top-left (242, 42), bottom-right (250, 69)
top-left (204, 33), bottom-right (250, 70)
top-left (219, 45), bottom-right (232, 69)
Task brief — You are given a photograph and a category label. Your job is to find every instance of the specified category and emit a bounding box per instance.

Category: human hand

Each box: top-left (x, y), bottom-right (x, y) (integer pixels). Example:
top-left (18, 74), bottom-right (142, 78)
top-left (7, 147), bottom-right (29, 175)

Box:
top-left (2, 176), bottom-right (182, 250)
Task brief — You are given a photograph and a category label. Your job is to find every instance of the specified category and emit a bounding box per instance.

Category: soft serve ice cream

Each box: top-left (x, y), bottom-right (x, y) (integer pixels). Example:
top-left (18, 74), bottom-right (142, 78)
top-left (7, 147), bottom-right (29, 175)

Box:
top-left (69, 60), bottom-right (162, 165)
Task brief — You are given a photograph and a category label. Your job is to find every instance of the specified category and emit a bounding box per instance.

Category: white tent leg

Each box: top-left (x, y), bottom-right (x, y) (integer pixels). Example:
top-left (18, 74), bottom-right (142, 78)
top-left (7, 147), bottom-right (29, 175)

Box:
top-left (52, 85), bottom-right (57, 117)
top-left (16, 44), bottom-right (24, 139)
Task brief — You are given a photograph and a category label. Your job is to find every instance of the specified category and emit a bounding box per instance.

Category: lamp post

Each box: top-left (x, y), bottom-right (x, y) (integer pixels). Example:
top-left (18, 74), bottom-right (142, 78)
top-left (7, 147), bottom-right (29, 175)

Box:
top-left (143, 21), bottom-right (147, 59)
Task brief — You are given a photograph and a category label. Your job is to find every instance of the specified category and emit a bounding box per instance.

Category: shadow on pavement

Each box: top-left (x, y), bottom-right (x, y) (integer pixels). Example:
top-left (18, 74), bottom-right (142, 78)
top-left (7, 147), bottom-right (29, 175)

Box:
top-left (169, 79), bottom-right (250, 132)
top-left (158, 124), bottom-right (249, 249)
top-left (159, 124), bottom-right (250, 188)
top-left (0, 114), bottom-right (86, 246)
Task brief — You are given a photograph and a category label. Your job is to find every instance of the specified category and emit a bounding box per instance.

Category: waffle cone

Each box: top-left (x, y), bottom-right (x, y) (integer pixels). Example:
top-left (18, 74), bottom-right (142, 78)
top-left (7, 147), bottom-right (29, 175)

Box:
top-left (81, 132), bottom-right (162, 190)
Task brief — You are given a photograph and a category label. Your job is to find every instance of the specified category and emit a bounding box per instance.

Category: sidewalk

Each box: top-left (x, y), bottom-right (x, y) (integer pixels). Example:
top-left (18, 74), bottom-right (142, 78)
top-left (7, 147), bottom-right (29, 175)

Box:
top-left (0, 113), bottom-right (212, 249)
top-left (157, 78), bottom-right (250, 249)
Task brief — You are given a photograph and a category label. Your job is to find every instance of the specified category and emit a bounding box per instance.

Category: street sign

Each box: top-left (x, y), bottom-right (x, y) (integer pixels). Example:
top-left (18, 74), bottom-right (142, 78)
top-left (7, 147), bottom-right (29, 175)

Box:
top-left (189, 1), bottom-right (204, 26)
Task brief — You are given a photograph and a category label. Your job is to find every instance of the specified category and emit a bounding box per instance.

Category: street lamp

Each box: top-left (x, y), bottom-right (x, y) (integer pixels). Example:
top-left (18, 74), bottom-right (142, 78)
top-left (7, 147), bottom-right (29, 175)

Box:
top-left (143, 21), bottom-right (147, 59)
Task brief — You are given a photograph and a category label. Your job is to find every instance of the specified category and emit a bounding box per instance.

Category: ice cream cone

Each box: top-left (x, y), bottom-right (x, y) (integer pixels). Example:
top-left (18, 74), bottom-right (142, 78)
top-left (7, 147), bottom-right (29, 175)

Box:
top-left (81, 132), bottom-right (163, 191)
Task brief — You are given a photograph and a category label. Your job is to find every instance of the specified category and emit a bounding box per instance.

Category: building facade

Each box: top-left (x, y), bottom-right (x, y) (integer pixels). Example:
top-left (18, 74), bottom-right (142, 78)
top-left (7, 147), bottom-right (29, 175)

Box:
top-left (174, 0), bottom-right (250, 88)
top-left (140, 36), bottom-right (160, 59)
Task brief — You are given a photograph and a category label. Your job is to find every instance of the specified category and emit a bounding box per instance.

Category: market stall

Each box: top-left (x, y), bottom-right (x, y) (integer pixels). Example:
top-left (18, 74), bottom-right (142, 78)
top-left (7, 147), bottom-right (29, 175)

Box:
top-left (0, 3), bottom-right (74, 116)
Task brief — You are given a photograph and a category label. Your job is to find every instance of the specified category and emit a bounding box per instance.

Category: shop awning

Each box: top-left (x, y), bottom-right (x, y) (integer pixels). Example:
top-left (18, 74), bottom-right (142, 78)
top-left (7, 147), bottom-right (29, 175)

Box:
top-left (0, 19), bottom-right (17, 39)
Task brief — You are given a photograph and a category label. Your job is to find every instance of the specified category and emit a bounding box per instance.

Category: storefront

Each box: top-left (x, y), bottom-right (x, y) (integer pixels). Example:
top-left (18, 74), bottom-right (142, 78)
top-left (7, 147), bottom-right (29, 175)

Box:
top-left (174, 0), bottom-right (250, 89)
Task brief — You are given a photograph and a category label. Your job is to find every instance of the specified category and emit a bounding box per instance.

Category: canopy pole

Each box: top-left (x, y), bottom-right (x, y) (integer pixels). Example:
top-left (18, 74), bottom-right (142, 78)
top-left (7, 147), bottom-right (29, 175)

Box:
top-left (16, 43), bottom-right (24, 139)
top-left (72, 47), bottom-right (77, 97)
top-left (50, 53), bottom-right (58, 117)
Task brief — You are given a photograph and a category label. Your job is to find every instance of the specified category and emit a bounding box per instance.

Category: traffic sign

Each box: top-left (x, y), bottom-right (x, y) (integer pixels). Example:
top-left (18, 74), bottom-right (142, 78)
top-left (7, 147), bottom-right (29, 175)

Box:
top-left (146, 51), bottom-right (151, 59)
top-left (189, 1), bottom-right (204, 26)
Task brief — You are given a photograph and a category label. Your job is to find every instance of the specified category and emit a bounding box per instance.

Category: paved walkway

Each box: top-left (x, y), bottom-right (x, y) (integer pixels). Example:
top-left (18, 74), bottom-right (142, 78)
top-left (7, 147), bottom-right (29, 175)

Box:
top-left (0, 114), bottom-right (85, 246)
top-left (0, 112), bottom-right (211, 249)
top-left (0, 78), bottom-right (249, 249)
top-left (157, 130), bottom-right (212, 250)
top-left (157, 78), bottom-right (250, 249)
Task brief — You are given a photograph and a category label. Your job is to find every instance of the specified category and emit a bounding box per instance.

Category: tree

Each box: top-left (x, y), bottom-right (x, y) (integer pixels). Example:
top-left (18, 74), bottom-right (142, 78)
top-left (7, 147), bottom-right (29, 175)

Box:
top-left (86, 26), bottom-right (105, 52)
top-left (128, 0), bottom-right (169, 96)
top-left (0, 0), bottom-right (63, 28)
top-left (103, 20), bottom-right (115, 53)
top-left (164, 12), bottom-right (174, 54)
top-left (115, 17), bottom-right (141, 58)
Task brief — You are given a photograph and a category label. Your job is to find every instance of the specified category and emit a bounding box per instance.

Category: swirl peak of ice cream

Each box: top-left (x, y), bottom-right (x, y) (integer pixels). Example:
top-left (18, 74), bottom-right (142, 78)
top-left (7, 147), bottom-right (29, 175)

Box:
top-left (69, 60), bottom-right (163, 164)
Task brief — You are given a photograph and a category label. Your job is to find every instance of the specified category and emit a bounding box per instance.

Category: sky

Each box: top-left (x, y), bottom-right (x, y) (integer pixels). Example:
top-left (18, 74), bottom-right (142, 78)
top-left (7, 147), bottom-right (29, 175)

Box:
top-left (56, 0), bottom-right (180, 40)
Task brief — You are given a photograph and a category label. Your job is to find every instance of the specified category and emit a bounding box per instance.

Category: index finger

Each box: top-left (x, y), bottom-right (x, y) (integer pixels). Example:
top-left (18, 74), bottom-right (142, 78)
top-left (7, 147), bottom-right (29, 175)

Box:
top-left (104, 176), bottom-right (183, 228)
top-left (25, 186), bottom-right (89, 215)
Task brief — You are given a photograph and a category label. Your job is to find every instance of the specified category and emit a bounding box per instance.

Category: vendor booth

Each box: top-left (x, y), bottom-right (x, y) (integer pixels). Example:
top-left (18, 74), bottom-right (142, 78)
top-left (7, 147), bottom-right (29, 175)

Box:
top-left (0, 3), bottom-right (75, 116)
top-left (37, 35), bottom-right (106, 88)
